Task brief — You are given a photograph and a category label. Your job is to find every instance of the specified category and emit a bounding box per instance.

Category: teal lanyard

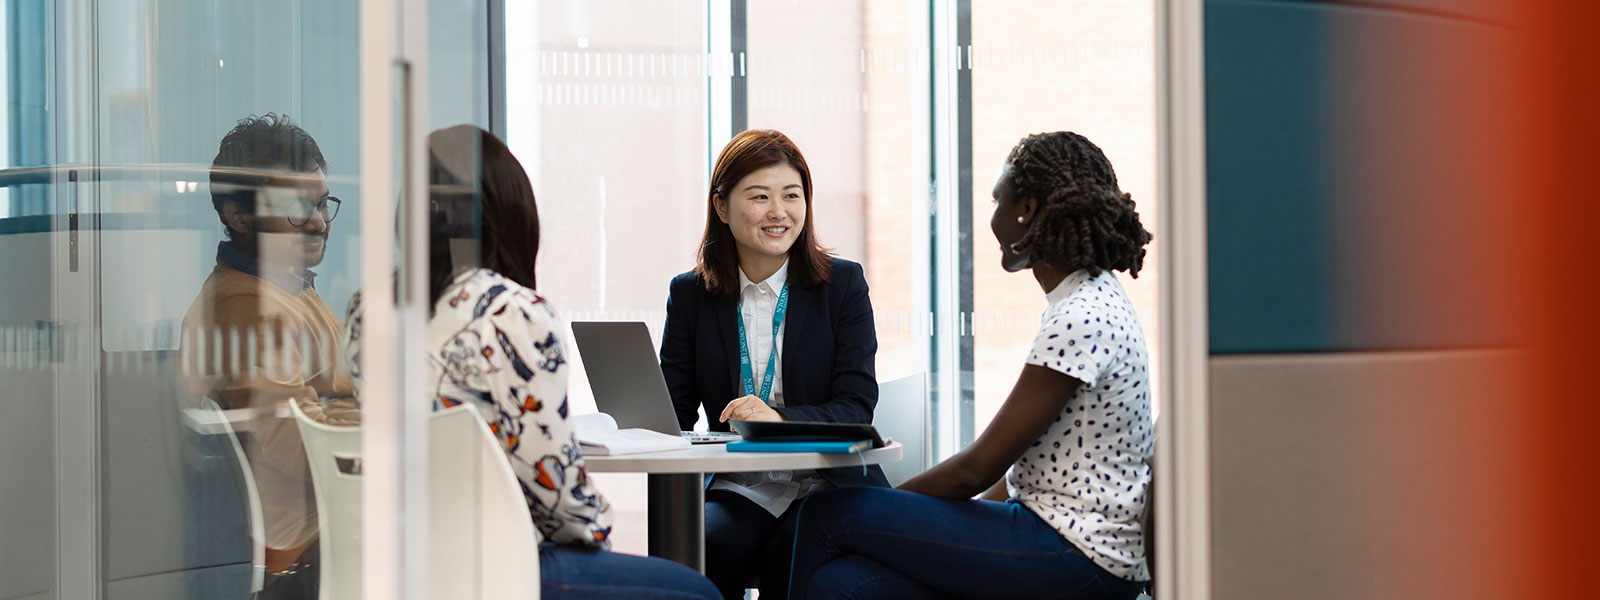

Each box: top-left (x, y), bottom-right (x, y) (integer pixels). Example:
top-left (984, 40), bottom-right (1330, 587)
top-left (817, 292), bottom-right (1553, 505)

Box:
top-left (737, 282), bottom-right (790, 403)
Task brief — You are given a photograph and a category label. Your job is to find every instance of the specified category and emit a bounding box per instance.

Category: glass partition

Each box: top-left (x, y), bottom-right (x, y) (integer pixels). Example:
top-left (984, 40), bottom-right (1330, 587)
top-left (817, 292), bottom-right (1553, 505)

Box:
top-left (503, 0), bottom-right (709, 557)
top-left (969, 0), bottom-right (1162, 434)
top-left (92, 1), bottom-right (366, 596)
top-left (0, 0), bottom-right (375, 597)
top-left (745, 0), bottom-right (926, 389)
top-left (0, 173), bottom-right (57, 600)
top-left (0, 3), bottom-right (56, 597)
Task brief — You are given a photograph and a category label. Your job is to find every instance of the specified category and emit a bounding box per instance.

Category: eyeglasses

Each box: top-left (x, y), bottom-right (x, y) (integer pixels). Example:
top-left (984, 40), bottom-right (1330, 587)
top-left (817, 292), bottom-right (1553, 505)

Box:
top-left (286, 196), bottom-right (342, 227)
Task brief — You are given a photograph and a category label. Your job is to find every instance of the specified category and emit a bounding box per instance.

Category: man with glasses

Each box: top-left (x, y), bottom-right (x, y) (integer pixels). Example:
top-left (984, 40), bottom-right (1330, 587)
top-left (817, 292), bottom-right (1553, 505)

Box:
top-left (180, 114), bottom-right (356, 599)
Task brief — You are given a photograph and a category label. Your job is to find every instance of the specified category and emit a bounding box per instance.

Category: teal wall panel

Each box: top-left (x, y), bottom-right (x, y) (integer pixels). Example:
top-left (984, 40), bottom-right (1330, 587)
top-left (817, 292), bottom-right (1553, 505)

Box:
top-left (1205, 0), bottom-right (1516, 353)
top-left (1206, 0), bottom-right (1336, 353)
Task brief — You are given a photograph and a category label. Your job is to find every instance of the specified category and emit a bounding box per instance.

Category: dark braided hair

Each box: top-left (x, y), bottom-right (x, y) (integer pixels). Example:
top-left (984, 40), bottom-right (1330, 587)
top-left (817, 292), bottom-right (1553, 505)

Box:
top-left (1005, 131), bottom-right (1152, 278)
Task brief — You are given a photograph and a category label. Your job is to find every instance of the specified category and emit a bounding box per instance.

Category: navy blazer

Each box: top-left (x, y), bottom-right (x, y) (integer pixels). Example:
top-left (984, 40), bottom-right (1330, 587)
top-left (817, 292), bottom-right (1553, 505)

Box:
top-left (660, 257), bottom-right (889, 488)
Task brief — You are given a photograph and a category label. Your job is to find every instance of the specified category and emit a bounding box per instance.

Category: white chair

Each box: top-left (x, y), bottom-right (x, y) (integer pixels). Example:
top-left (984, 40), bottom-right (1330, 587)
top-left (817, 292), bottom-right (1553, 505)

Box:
top-left (292, 401), bottom-right (364, 600)
top-left (181, 398), bottom-right (266, 595)
top-left (293, 401), bottom-right (542, 600)
top-left (424, 405), bottom-right (542, 600)
top-left (872, 372), bottom-right (930, 487)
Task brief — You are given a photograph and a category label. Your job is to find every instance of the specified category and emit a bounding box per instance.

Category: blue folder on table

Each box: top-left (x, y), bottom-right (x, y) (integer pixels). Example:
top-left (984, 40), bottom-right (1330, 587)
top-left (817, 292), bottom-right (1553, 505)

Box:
top-left (724, 438), bottom-right (874, 454)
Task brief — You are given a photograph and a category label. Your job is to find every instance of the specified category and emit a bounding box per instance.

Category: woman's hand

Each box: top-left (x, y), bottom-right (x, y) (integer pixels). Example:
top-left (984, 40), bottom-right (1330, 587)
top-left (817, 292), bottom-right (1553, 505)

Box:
top-left (720, 395), bottom-right (784, 423)
top-left (978, 478), bottom-right (1010, 502)
top-left (896, 465), bottom-right (981, 499)
top-left (896, 364), bottom-right (1081, 500)
top-left (894, 476), bottom-right (948, 498)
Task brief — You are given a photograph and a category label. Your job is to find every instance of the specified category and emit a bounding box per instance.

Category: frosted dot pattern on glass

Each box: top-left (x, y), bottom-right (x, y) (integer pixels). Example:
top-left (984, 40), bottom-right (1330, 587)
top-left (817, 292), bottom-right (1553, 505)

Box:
top-left (1009, 269), bottom-right (1152, 581)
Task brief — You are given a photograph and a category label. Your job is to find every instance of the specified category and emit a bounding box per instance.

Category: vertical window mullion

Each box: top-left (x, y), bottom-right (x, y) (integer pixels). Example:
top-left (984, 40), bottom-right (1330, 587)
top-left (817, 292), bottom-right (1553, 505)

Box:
top-left (928, 0), bottom-right (970, 460)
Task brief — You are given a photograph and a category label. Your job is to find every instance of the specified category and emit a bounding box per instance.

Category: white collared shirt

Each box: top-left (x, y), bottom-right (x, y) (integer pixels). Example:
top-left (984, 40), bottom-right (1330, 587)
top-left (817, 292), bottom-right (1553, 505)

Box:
top-left (711, 260), bottom-right (832, 516)
top-left (736, 260), bottom-right (788, 408)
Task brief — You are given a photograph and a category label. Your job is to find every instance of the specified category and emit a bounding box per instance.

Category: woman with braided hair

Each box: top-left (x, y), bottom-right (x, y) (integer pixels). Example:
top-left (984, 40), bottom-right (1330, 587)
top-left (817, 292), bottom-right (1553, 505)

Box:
top-left (780, 131), bottom-right (1153, 599)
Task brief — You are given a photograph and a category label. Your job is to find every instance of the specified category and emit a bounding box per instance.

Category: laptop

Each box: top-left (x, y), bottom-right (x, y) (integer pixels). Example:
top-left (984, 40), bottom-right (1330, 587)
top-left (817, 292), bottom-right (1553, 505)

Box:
top-left (570, 321), bottom-right (741, 444)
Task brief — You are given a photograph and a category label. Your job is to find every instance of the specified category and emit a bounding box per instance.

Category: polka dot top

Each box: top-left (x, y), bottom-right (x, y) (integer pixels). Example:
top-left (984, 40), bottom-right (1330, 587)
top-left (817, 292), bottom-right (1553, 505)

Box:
top-left (1009, 268), bottom-right (1152, 581)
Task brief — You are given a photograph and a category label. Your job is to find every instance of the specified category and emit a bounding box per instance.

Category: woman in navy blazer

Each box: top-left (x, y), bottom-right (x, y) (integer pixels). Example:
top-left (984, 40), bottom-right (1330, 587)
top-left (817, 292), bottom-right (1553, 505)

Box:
top-left (660, 129), bottom-right (887, 599)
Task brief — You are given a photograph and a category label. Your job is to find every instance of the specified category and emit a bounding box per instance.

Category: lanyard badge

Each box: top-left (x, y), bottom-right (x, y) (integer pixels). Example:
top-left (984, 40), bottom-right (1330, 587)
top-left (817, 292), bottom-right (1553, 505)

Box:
top-left (737, 282), bottom-right (790, 403)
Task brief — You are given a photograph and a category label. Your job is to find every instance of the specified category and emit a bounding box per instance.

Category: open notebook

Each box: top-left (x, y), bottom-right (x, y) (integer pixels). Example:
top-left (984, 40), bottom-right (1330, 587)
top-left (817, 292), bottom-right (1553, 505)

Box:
top-left (572, 412), bottom-right (691, 456)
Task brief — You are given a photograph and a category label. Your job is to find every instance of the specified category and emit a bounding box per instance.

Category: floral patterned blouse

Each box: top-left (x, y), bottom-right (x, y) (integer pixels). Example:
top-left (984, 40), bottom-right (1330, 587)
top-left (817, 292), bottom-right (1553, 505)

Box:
top-left (346, 268), bottom-right (613, 548)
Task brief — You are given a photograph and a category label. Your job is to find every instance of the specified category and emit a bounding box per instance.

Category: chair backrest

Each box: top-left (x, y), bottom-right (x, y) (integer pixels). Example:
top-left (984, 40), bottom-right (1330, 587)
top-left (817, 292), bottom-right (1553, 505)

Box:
top-left (872, 372), bottom-right (930, 487)
top-left (427, 406), bottom-right (542, 600)
top-left (292, 400), bottom-right (364, 600)
top-left (293, 401), bottom-right (541, 600)
top-left (187, 398), bottom-right (266, 594)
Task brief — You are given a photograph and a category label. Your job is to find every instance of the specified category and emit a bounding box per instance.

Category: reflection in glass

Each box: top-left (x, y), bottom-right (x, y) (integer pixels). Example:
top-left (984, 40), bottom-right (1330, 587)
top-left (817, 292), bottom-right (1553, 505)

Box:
top-left (179, 115), bottom-right (359, 599)
top-left (85, 2), bottom-right (366, 598)
top-left (283, 196), bottom-right (342, 228)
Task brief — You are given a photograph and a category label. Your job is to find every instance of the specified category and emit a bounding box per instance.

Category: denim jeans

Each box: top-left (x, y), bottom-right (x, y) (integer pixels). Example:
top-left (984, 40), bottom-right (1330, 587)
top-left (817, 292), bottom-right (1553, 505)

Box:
top-left (539, 543), bottom-right (721, 600)
top-left (784, 487), bottom-right (1144, 600)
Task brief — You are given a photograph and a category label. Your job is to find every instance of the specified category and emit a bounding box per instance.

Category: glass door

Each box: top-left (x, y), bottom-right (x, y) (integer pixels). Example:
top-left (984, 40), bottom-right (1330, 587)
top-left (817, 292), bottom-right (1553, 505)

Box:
top-left (84, 1), bottom-right (370, 598)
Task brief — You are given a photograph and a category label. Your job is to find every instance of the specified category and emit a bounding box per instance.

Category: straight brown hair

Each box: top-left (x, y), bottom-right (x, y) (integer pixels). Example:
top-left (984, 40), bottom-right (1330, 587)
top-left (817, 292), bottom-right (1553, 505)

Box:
top-left (427, 125), bottom-right (540, 307)
top-left (695, 129), bottom-right (832, 297)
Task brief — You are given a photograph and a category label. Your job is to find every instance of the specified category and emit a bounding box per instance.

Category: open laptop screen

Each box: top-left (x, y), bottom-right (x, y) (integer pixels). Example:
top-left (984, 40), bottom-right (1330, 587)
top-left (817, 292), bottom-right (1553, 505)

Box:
top-left (569, 321), bottom-right (686, 437)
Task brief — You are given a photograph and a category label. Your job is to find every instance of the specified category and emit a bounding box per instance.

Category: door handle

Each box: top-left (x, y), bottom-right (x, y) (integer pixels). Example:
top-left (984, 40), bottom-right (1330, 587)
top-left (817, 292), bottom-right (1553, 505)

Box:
top-left (68, 169), bottom-right (78, 272)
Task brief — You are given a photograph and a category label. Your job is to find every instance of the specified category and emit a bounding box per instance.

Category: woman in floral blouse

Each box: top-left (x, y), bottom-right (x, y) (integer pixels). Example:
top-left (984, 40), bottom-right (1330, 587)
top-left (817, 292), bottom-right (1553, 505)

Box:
top-left (347, 125), bottom-right (717, 599)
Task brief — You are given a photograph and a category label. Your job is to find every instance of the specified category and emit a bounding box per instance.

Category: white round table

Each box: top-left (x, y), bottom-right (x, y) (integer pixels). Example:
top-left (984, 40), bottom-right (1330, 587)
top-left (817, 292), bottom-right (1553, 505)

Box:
top-left (585, 442), bottom-right (902, 573)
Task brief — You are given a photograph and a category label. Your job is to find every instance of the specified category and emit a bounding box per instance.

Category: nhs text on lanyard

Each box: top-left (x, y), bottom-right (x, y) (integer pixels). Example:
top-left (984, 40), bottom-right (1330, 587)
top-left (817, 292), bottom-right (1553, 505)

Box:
top-left (737, 282), bottom-right (790, 403)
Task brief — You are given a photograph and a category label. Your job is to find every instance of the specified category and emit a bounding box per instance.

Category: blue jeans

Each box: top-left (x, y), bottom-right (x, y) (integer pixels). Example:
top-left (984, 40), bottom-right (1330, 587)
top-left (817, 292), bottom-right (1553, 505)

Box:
top-left (539, 543), bottom-right (720, 600)
top-left (784, 487), bottom-right (1144, 600)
